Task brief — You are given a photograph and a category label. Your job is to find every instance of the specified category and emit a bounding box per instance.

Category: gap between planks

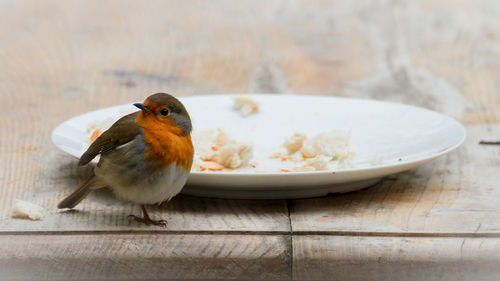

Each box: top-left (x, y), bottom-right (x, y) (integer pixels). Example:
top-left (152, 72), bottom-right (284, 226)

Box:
top-left (1, 229), bottom-right (500, 238)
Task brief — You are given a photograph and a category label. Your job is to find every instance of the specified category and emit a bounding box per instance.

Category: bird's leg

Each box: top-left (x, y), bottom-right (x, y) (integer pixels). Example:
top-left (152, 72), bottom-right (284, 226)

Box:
top-left (128, 205), bottom-right (167, 227)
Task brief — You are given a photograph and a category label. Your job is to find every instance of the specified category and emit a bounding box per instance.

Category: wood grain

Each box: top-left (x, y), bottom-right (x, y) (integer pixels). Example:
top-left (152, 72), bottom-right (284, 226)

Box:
top-left (0, 234), bottom-right (291, 281)
top-left (294, 235), bottom-right (500, 281)
top-left (290, 124), bottom-right (500, 234)
top-left (0, 0), bottom-right (499, 280)
top-left (0, 153), bottom-right (289, 232)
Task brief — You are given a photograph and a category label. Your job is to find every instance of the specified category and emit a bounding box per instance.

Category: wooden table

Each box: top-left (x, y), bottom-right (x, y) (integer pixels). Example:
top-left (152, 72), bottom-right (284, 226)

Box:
top-left (1, 0), bottom-right (499, 280)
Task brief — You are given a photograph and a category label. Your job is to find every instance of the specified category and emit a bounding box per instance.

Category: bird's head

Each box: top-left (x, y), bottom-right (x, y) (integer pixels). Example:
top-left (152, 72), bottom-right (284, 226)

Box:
top-left (134, 93), bottom-right (192, 136)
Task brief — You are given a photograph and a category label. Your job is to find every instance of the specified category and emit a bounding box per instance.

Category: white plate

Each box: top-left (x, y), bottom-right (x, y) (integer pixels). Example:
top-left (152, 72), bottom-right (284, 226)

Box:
top-left (52, 94), bottom-right (466, 199)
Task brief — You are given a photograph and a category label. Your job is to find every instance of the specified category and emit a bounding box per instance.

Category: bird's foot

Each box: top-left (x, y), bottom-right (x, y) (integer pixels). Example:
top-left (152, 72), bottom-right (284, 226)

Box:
top-left (128, 214), bottom-right (167, 227)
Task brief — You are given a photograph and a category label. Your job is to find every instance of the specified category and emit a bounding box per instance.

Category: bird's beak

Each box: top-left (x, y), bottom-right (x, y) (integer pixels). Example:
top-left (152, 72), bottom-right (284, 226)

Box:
top-left (134, 103), bottom-right (151, 113)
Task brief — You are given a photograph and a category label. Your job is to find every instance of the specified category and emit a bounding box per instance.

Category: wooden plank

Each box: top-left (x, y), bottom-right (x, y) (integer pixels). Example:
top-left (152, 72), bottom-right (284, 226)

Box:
top-left (0, 234), bottom-right (291, 281)
top-left (290, 124), bottom-right (500, 234)
top-left (293, 235), bottom-right (500, 281)
top-left (0, 151), bottom-right (289, 231)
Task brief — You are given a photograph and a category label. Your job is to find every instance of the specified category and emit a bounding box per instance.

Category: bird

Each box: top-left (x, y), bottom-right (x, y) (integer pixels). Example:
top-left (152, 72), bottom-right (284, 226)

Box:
top-left (58, 93), bottom-right (194, 227)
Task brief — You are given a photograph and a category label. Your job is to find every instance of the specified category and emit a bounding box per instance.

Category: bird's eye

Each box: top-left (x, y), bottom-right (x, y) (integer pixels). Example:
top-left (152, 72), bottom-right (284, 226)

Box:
top-left (160, 108), bottom-right (169, 116)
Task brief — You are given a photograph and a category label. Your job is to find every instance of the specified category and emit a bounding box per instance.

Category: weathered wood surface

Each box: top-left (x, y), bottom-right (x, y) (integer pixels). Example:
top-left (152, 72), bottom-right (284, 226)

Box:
top-left (290, 124), bottom-right (500, 234)
top-left (0, 234), bottom-right (291, 281)
top-left (293, 235), bottom-right (500, 281)
top-left (0, 0), bottom-right (499, 280)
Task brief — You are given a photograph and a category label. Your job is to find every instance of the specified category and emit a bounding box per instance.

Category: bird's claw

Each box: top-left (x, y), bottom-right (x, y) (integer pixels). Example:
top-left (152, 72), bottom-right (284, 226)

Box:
top-left (127, 214), bottom-right (167, 227)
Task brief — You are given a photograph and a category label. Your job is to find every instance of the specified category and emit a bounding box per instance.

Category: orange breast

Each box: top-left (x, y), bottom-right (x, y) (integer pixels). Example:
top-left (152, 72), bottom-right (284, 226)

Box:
top-left (141, 129), bottom-right (194, 171)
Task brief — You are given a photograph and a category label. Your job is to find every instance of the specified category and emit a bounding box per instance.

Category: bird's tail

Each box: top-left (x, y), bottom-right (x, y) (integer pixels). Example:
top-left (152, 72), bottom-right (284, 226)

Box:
top-left (58, 173), bottom-right (97, 209)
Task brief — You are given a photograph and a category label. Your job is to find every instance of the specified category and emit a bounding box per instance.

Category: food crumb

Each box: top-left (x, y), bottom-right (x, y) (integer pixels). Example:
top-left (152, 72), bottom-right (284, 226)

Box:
top-left (273, 131), bottom-right (355, 171)
top-left (283, 133), bottom-right (306, 154)
top-left (233, 96), bottom-right (259, 116)
top-left (338, 152), bottom-right (356, 168)
top-left (87, 117), bottom-right (115, 143)
top-left (306, 156), bottom-right (330, 170)
top-left (280, 156), bottom-right (291, 161)
top-left (218, 143), bottom-right (253, 169)
top-left (12, 199), bottom-right (43, 220)
top-left (269, 152), bottom-right (282, 159)
top-left (301, 131), bottom-right (351, 159)
top-left (192, 129), bottom-right (254, 171)
top-left (199, 161), bottom-right (224, 171)
top-left (90, 129), bottom-right (102, 143)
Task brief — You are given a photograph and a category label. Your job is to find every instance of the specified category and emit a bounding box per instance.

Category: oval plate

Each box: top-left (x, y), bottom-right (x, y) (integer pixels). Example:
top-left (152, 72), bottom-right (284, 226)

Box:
top-left (52, 94), bottom-right (466, 199)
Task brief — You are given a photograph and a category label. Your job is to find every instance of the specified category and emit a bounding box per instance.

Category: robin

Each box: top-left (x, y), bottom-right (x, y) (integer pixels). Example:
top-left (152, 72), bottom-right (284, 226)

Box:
top-left (58, 93), bottom-right (194, 227)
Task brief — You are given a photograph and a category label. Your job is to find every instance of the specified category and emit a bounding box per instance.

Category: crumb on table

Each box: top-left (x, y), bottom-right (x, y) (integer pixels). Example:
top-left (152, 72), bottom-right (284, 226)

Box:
top-left (12, 199), bottom-right (43, 220)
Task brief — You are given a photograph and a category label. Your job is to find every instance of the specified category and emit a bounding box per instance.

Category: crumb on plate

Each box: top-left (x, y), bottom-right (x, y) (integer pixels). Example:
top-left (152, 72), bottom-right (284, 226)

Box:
top-left (90, 129), bottom-right (102, 143)
top-left (192, 129), bottom-right (254, 171)
top-left (283, 133), bottom-right (306, 154)
top-left (87, 117), bottom-right (115, 143)
top-left (306, 155), bottom-right (330, 170)
top-left (338, 152), bottom-right (356, 168)
top-left (269, 152), bottom-right (282, 159)
top-left (274, 131), bottom-right (355, 172)
top-left (218, 143), bottom-right (253, 169)
top-left (199, 161), bottom-right (224, 171)
top-left (301, 131), bottom-right (351, 159)
top-left (233, 96), bottom-right (259, 116)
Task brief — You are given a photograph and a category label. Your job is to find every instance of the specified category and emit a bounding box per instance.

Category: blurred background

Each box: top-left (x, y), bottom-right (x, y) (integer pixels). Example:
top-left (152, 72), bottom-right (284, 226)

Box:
top-left (1, 0), bottom-right (498, 124)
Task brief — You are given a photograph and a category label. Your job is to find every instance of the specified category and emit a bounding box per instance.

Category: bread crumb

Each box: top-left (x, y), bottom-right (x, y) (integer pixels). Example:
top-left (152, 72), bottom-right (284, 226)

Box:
top-left (90, 129), bottom-right (102, 143)
top-left (307, 156), bottom-right (330, 170)
top-left (280, 156), bottom-right (291, 161)
top-left (338, 152), bottom-right (356, 168)
top-left (200, 161), bottom-right (224, 171)
top-left (269, 152), bottom-right (282, 159)
top-left (87, 117), bottom-right (115, 144)
top-left (214, 129), bottom-right (232, 147)
top-left (218, 143), bottom-right (253, 169)
top-left (283, 133), bottom-right (307, 154)
top-left (301, 131), bottom-right (351, 159)
top-left (233, 97), bottom-right (259, 116)
top-left (192, 129), bottom-right (216, 161)
top-left (273, 131), bottom-right (355, 171)
top-left (370, 154), bottom-right (385, 165)
top-left (290, 152), bottom-right (306, 162)
top-left (12, 199), bottom-right (43, 220)
top-left (192, 129), bottom-right (254, 171)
